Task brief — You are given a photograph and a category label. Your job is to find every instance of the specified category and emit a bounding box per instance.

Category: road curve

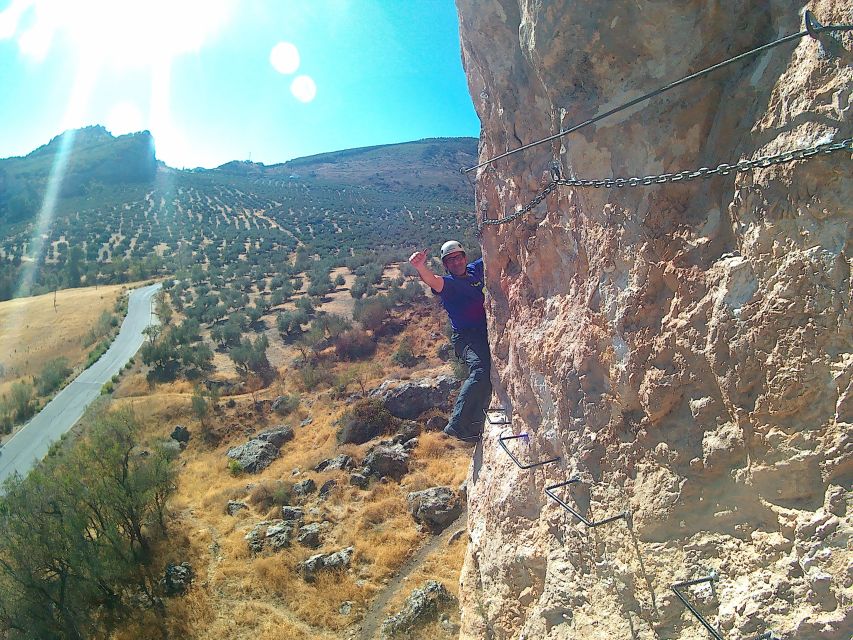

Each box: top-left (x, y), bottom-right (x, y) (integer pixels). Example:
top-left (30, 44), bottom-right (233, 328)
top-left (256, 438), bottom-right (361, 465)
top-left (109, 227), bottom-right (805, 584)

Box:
top-left (0, 282), bottom-right (162, 487)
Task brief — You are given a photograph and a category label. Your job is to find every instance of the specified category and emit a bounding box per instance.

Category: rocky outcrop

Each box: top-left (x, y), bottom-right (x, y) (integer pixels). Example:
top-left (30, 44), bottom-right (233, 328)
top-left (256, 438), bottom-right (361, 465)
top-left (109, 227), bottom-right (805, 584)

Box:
top-left (162, 562), bottom-right (193, 596)
top-left (456, 1), bottom-right (852, 639)
top-left (380, 580), bottom-right (455, 638)
top-left (225, 426), bottom-right (293, 473)
top-left (407, 487), bottom-right (463, 533)
top-left (369, 375), bottom-right (459, 419)
top-left (300, 546), bottom-right (354, 582)
top-left (363, 443), bottom-right (411, 481)
top-left (245, 520), bottom-right (293, 553)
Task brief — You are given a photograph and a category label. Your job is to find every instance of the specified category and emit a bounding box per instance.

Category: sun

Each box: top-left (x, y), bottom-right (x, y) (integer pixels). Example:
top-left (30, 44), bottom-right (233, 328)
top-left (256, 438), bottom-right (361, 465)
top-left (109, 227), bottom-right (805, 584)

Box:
top-left (2, 0), bottom-right (234, 68)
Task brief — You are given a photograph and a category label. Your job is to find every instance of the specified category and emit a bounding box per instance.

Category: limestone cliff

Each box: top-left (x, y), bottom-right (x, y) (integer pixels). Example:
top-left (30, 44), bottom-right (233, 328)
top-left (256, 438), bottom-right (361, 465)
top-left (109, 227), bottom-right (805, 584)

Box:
top-left (455, 1), bottom-right (851, 638)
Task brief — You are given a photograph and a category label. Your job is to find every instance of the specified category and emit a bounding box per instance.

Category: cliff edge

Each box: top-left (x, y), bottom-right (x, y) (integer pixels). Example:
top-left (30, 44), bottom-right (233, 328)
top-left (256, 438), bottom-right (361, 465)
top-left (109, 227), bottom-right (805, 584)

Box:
top-left (456, 1), bottom-right (851, 638)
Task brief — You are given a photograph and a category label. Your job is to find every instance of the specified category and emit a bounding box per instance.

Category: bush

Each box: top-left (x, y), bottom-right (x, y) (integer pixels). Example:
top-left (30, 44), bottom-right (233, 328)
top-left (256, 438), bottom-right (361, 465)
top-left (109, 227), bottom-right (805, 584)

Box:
top-left (101, 381), bottom-right (114, 395)
top-left (392, 337), bottom-right (417, 367)
top-left (273, 393), bottom-right (300, 415)
top-left (354, 298), bottom-right (389, 332)
top-left (451, 357), bottom-right (469, 381)
top-left (36, 357), bottom-right (71, 396)
top-left (9, 382), bottom-right (34, 422)
top-left (334, 328), bottom-right (376, 361)
top-left (336, 398), bottom-right (398, 444)
top-left (227, 459), bottom-right (243, 476)
top-left (297, 362), bottom-right (335, 391)
top-left (248, 480), bottom-right (292, 511)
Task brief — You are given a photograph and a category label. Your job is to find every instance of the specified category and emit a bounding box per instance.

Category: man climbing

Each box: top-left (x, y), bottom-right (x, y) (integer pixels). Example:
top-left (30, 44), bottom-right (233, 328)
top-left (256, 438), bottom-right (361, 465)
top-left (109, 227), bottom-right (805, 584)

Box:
top-left (408, 241), bottom-right (491, 441)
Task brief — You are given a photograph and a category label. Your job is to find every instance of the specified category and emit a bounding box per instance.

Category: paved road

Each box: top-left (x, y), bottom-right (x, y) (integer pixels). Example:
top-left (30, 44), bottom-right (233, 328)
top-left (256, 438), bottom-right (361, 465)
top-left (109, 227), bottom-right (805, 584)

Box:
top-left (0, 282), bottom-right (162, 486)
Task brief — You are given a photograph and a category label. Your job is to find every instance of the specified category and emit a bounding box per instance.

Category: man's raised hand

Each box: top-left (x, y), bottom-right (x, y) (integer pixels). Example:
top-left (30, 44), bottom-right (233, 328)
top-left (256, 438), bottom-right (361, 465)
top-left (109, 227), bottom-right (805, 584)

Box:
top-left (408, 249), bottom-right (428, 269)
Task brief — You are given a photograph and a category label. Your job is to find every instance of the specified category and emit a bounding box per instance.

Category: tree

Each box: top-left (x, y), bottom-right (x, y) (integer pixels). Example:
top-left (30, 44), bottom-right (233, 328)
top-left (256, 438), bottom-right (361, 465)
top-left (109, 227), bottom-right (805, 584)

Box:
top-left (36, 357), bottom-right (71, 396)
top-left (0, 407), bottom-right (176, 639)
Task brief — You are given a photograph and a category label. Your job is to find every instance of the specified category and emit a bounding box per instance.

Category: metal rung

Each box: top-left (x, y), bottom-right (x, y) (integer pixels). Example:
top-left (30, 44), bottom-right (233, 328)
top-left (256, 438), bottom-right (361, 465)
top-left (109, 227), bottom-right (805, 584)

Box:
top-left (498, 432), bottom-right (560, 469)
top-left (671, 572), bottom-right (778, 640)
top-left (484, 407), bottom-right (511, 425)
top-left (545, 477), bottom-right (630, 527)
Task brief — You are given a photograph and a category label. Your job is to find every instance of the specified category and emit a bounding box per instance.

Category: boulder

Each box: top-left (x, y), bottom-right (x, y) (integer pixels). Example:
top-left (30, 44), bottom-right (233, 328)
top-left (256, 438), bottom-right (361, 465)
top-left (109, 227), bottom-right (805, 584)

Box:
top-left (319, 479), bottom-right (337, 498)
top-left (350, 472), bottom-right (370, 489)
top-left (265, 521), bottom-right (293, 550)
top-left (162, 562), bottom-right (193, 596)
top-left (293, 478), bottom-right (317, 497)
top-left (170, 425), bottom-right (190, 443)
top-left (256, 425), bottom-right (294, 448)
top-left (392, 421), bottom-right (421, 445)
top-left (281, 506), bottom-right (305, 522)
top-left (297, 522), bottom-right (324, 549)
top-left (380, 581), bottom-right (454, 637)
top-left (370, 375), bottom-right (459, 419)
top-left (407, 487), bottom-right (463, 533)
top-left (226, 439), bottom-right (280, 473)
top-left (315, 454), bottom-right (356, 472)
top-left (226, 500), bottom-right (248, 516)
top-left (364, 443), bottom-right (410, 481)
top-left (245, 519), bottom-right (292, 553)
top-left (301, 546), bottom-right (354, 581)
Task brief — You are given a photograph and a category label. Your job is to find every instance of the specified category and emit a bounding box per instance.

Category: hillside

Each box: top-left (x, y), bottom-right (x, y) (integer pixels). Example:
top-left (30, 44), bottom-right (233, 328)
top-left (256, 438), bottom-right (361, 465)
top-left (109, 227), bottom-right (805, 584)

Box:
top-left (216, 137), bottom-right (478, 202)
top-left (0, 130), bottom-right (477, 302)
top-left (0, 128), bottom-right (483, 638)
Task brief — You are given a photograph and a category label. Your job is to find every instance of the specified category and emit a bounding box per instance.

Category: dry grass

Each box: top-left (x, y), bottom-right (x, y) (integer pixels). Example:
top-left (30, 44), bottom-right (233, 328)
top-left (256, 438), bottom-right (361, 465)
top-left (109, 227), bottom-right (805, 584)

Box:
top-left (0, 284), bottom-right (125, 397)
top-left (114, 297), bottom-right (473, 638)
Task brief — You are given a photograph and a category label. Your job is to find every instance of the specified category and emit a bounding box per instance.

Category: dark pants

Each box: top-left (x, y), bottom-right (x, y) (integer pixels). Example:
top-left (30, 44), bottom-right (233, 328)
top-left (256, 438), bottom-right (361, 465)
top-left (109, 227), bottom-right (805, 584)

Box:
top-left (447, 329), bottom-right (492, 437)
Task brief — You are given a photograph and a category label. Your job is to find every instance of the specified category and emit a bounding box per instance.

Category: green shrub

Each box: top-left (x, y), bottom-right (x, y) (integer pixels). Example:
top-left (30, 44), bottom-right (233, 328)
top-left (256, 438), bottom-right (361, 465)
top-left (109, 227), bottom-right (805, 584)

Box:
top-left (297, 362), bottom-right (334, 391)
top-left (248, 480), bottom-right (292, 510)
top-left (100, 381), bottom-right (114, 395)
top-left (392, 338), bottom-right (417, 367)
top-left (451, 357), bottom-right (469, 381)
top-left (273, 393), bottom-right (300, 416)
top-left (336, 398), bottom-right (398, 444)
top-left (227, 459), bottom-right (243, 476)
top-left (36, 357), bottom-right (71, 396)
top-left (334, 328), bottom-right (376, 361)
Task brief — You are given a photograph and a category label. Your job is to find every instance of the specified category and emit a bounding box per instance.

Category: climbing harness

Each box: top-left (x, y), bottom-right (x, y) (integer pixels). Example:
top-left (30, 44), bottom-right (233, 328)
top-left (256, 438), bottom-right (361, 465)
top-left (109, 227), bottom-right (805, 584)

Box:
top-left (479, 136), bottom-right (853, 229)
top-left (672, 572), bottom-right (779, 640)
top-left (463, 11), bottom-right (852, 175)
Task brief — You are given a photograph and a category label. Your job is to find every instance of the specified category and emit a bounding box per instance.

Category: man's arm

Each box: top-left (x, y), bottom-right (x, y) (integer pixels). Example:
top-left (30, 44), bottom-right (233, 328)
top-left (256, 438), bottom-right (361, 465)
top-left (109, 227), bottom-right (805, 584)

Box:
top-left (408, 249), bottom-right (444, 292)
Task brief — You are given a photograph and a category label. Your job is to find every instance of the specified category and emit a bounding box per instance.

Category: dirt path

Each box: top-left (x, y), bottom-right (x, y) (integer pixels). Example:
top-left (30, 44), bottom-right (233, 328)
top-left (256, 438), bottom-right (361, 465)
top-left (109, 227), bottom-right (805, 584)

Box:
top-left (357, 509), bottom-right (467, 640)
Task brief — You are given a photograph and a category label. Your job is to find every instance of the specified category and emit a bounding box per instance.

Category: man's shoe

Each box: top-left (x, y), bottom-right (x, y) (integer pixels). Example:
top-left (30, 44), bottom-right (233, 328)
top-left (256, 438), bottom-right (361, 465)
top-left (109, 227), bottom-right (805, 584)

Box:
top-left (443, 424), bottom-right (480, 443)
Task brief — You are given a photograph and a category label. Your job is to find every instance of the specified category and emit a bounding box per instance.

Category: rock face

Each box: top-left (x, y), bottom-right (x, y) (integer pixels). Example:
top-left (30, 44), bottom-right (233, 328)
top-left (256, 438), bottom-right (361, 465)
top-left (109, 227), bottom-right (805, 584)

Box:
top-left (455, 2), bottom-right (852, 639)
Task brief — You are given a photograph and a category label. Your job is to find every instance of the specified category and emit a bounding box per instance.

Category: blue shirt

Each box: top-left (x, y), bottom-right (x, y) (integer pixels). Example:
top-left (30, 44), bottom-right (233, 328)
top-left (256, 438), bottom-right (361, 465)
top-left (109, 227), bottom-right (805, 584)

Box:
top-left (432, 258), bottom-right (486, 332)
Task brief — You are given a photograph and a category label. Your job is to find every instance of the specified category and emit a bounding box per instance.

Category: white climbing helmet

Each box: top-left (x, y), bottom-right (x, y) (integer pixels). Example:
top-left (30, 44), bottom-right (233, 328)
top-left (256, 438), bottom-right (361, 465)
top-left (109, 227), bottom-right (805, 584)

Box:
top-left (440, 240), bottom-right (465, 260)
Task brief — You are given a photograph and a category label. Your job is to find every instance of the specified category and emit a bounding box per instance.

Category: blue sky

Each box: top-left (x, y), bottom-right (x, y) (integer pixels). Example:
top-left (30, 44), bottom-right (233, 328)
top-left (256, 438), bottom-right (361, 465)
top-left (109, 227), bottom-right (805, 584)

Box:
top-left (0, 0), bottom-right (480, 168)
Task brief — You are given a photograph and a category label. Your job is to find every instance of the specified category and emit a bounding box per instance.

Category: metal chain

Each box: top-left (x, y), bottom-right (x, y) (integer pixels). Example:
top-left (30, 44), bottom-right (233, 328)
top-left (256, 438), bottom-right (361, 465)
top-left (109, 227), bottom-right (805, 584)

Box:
top-left (479, 137), bottom-right (852, 229)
